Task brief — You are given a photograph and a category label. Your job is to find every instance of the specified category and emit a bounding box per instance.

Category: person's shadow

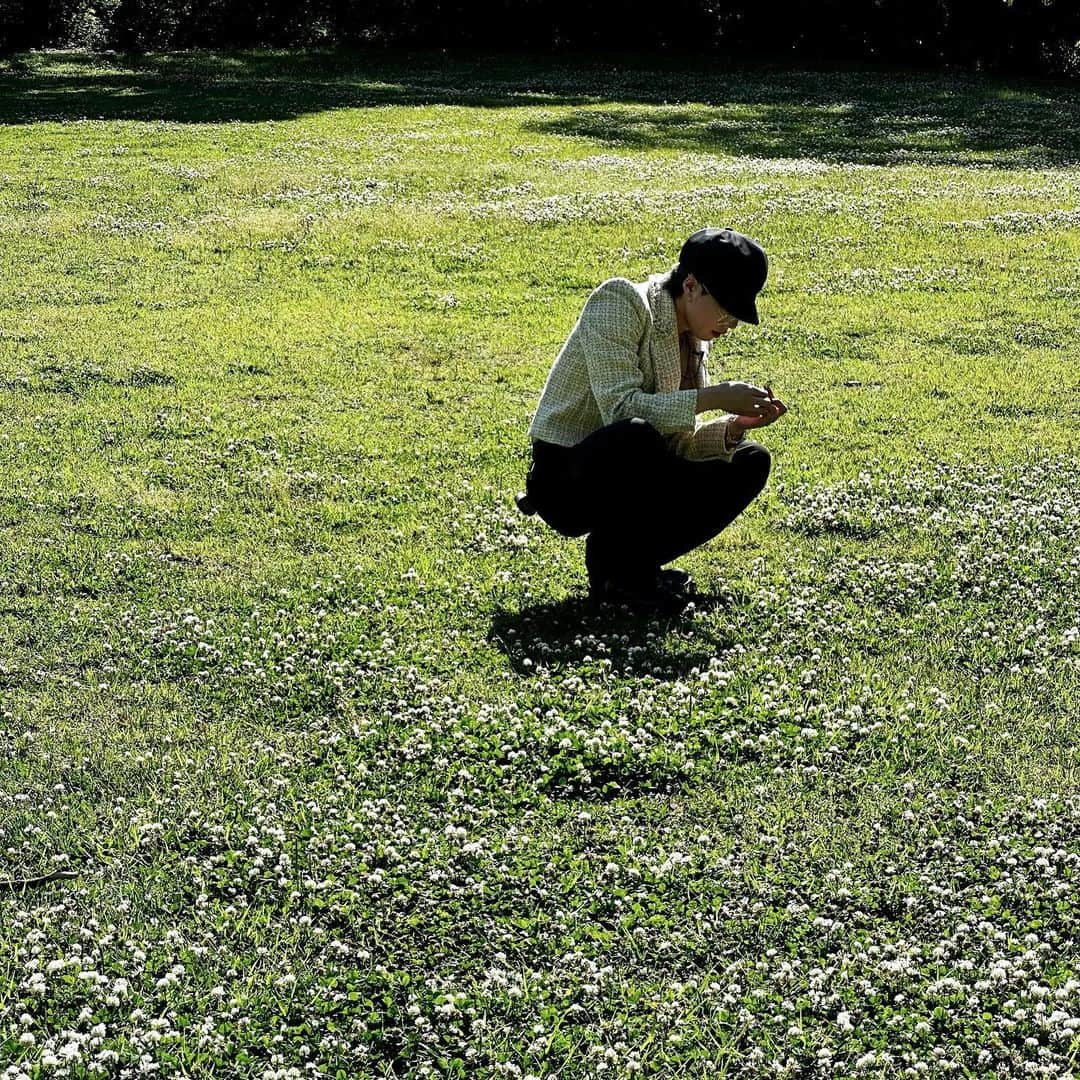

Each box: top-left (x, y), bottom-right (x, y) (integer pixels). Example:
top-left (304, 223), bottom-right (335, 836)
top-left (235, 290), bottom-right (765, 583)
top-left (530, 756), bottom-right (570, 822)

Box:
top-left (488, 588), bottom-right (740, 680)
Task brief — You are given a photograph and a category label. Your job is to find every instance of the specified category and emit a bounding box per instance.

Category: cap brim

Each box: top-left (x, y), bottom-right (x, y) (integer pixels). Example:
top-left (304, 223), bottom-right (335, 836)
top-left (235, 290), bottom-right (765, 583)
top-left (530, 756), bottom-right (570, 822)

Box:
top-left (727, 295), bottom-right (759, 325)
top-left (698, 271), bottom-right (761, 325)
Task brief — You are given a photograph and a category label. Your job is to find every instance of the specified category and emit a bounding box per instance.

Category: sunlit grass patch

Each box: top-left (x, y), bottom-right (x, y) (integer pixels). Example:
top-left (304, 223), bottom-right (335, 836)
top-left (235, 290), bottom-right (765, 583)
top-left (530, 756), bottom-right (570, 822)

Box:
top-left (1, 50), bottom-right (1080, 1079)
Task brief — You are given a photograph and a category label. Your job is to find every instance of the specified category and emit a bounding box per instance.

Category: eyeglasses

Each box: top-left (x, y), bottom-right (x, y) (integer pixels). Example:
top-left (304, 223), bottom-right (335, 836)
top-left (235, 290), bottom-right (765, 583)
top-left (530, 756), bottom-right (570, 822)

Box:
top-left (701, 286), bottom-right (738, 326)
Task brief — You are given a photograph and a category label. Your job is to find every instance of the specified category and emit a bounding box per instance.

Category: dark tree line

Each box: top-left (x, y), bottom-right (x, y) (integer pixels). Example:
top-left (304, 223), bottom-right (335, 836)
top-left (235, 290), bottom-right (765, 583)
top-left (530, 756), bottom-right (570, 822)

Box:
top-left (1, 0), bottom-right (1078, 76)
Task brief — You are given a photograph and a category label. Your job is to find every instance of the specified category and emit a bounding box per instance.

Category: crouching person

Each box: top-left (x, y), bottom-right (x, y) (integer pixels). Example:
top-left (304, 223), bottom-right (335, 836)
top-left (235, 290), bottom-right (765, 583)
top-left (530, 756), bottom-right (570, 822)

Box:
top-left (524, 227), bottom-right (787, 616)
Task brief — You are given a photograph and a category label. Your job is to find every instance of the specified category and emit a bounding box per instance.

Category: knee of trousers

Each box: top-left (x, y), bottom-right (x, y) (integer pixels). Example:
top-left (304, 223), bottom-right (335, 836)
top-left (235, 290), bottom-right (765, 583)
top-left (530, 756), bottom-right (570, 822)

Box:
top-left (737, 443), bottom-right (772, 493)
top-left (619, 417), bottom-right (667, 460)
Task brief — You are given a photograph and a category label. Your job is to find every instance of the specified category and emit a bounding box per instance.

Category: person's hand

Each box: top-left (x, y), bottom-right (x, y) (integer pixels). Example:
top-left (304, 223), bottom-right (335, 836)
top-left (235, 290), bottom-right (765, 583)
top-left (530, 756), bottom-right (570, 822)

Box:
top-left (735, 396), bottom-right (787, 428)
top-left (711, 381), bottom-right (773, 416)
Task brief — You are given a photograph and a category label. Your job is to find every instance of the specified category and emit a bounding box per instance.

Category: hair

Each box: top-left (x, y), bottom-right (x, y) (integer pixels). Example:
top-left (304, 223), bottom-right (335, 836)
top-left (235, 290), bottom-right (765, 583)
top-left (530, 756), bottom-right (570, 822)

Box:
top-left (662, 263), bottom-right (691, 299)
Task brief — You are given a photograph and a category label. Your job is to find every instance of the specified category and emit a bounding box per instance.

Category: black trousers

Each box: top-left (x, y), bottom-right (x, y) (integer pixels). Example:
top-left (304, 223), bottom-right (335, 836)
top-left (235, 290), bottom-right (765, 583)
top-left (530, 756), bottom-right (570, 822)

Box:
top-left (527, 418), bottom-right (772, 588)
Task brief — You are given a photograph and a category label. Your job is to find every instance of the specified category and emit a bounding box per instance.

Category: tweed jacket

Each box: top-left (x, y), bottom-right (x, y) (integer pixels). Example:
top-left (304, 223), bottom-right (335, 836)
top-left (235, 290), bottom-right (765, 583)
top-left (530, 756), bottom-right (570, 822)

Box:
top-left (528, 273), bottom-right (738, 462)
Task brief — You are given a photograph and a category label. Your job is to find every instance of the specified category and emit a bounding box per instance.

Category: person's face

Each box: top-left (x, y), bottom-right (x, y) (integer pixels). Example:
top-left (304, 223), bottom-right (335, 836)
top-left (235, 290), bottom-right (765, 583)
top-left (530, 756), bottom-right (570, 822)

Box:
top-left (682, 275), bottom-right (738, 340)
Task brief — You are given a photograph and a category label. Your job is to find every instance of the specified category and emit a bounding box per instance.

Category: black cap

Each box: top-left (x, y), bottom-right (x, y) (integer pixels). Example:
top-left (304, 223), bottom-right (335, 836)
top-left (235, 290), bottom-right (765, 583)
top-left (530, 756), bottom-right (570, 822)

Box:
top-left (678, 227), bottom-right (768, 325)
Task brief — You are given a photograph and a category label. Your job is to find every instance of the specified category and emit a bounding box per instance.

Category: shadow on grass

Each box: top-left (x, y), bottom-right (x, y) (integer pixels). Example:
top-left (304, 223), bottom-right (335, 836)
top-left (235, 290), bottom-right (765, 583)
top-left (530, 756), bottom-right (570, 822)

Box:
top-left (0, 49), bottom-right (606, 124)
top-left (522, 89), bottom-right (1080, 167)
top-left (488, 591), bottom-right (737, 681)
top-left (2, 50), bottom-right (1079, 166)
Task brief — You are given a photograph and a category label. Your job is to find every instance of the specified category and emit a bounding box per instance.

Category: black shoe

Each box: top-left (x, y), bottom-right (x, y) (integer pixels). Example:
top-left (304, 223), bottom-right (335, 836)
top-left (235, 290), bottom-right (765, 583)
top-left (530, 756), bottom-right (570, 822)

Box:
top-left (588, 575), bottom-right (690, 617)
top-left (659, 567), bottom-right (695, 595)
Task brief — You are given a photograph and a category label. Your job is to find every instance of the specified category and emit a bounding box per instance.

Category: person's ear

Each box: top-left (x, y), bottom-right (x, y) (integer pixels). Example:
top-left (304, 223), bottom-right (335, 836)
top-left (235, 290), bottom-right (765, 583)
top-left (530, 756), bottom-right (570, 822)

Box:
top-left (683, 273), bottom-right (698, 297)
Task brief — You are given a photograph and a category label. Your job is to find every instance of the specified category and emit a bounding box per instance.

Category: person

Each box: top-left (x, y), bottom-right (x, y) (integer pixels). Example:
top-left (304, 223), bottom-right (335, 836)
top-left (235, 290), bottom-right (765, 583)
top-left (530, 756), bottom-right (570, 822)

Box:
top-left (523, 227), bottom-right (787, 615)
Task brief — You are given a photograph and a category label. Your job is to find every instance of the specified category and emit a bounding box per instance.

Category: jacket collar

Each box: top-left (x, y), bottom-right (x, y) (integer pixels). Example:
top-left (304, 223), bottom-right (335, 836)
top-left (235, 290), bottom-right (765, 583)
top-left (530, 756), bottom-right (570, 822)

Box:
top-left (647, 273), bottom-right (677, 337)
top-left (646, 273), bottom-right (693, 392)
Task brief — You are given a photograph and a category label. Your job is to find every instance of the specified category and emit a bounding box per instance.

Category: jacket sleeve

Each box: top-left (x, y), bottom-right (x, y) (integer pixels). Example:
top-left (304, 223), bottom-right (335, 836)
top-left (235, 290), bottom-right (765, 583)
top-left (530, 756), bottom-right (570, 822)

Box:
top-left (669, 417), bottom-right (739, 462)
top-left (577, 280), bottom-right (697, 434)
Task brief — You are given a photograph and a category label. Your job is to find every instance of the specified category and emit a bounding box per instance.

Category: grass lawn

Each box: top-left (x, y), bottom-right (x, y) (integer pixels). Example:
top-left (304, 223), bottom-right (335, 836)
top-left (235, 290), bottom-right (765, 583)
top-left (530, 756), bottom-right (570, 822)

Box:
top-left (1, 49), bottom-right (1080, 1078)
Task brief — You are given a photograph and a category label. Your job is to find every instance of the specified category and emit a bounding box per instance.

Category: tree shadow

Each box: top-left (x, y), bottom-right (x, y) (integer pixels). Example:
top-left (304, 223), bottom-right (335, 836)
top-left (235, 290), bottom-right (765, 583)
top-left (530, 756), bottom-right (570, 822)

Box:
top-left (1, 50), bottom-right (1078, 167)
top-left (0, 49), bottom-right (606, 124)
top-left (488, 590), bottom-right (739, 681)
top-left (521, 78), bottom-right (1080, 168)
